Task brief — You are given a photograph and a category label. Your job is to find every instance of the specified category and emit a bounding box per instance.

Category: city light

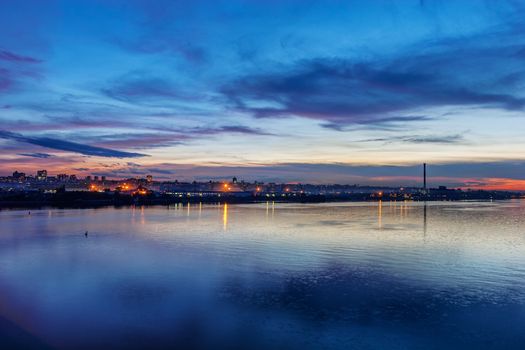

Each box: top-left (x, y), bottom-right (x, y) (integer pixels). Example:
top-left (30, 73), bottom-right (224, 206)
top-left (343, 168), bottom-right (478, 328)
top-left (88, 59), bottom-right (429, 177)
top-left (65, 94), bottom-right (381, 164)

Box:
top-left (1, 167), bottom-right (522, 202)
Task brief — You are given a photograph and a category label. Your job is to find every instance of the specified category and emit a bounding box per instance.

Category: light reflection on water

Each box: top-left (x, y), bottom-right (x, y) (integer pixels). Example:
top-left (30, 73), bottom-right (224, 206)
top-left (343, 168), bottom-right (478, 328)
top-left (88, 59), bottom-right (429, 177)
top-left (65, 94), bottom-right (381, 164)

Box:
top-left (1, 200), bottom-right (525, 349)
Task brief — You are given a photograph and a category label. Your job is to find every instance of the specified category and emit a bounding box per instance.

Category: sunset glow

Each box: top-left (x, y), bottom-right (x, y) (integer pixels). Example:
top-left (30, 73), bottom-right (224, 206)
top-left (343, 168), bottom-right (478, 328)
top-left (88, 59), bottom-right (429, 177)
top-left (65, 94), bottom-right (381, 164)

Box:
top-left (1, 1), bottom-right (524, 189)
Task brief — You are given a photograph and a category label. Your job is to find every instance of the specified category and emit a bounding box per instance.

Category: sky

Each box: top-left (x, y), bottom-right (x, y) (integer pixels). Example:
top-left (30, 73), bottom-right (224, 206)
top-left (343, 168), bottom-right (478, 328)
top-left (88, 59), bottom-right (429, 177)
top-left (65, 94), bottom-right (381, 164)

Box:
top-left (1, 0), bottom-right (524, 189)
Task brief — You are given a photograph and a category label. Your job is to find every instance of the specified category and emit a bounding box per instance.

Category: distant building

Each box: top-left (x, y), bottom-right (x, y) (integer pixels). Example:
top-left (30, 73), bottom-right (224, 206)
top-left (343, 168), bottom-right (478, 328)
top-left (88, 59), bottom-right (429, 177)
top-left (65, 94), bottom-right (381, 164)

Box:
top-left (70, 174), bottom-right (77, 181)
top-left (12, 171), bottom-right (25, 181)
top-left (94, 176), bottom-right (99, 181)
top-left (146, 175), bottom-right (153, 183)
top-left (85, 176), bottom-right (92, 181)
top-left (36, 170), bottom-right (47, 181)
top-left (101, 176), bottom-right (106, 182)
top-left (57, 174), bottom-right (69, 181)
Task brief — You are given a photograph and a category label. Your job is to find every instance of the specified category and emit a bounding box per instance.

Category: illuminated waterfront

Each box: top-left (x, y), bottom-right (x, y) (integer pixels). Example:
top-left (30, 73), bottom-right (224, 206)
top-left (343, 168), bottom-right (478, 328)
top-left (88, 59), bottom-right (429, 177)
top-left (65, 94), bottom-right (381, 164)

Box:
top-left (1, 201), bottom-right (525, 349)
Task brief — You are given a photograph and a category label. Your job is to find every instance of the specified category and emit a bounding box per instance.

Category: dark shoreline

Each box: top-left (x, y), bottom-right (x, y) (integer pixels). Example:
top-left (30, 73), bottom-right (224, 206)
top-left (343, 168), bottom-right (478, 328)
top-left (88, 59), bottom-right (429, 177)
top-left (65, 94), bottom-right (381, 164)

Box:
top-left (0, 195), bottom-right (521, 210)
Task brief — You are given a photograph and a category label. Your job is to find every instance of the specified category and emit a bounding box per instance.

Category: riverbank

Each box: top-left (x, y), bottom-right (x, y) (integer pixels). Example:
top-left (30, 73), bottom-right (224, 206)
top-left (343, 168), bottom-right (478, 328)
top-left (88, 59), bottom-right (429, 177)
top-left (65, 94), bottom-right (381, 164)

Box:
top-left (0, 190), bottom-right (521, 210)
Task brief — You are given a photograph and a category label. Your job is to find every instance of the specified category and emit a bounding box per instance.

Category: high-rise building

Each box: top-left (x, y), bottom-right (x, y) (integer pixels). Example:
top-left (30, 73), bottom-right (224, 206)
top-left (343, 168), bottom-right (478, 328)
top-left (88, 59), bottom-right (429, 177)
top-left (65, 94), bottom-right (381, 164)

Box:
top-left (85, 176), bottom-right (92, 181)
top-left (36, 170), bottom-right (48, 181)
top-left (146, 175), bottom-right (153, 183)
top-left (94, 176), bottom-right (99, 181)
top-left (101, 176), bottom-right (106, 182)
top-left (57, 174), bottom-right (69, 181)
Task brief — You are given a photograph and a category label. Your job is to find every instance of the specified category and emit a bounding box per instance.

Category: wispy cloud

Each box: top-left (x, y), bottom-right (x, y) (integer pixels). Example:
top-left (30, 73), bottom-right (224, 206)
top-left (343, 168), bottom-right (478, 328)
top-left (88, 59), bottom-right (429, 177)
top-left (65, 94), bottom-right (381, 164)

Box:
top-left (403, 135), bottom-right (464, 144)
top-left (321, 116), bottom-right (433, 131)
top-left (94, 133), bottom-right (188, 149)
top-left (0, 68), bottom-right (12, 92)
top-left (0, 130), bottom-right (147, 158)
top-left (92, 124), bottom-right (274, 150)
top-left (360, 134), bottom-right (465, 145)
top-left (17, 152), bottom-right (53, 158)
top-left (0, 48), bottom-right (43, 93)
top-left (183, 125), bottom-right (274, 137)
top-left (0, 50), bottom-right (41, 63)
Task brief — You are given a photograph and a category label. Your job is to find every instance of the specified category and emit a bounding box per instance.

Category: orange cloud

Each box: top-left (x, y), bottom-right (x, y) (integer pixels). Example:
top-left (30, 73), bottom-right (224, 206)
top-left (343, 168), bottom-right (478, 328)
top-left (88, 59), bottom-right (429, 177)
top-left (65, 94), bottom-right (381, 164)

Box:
top-left (462, 178), bottom-right (525, 191)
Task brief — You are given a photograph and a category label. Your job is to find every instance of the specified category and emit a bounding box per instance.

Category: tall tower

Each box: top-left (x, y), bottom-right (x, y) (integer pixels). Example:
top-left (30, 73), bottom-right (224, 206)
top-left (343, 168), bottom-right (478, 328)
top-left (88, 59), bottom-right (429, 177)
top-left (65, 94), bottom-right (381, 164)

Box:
top-left (423, 163), bottom-right (427, 192)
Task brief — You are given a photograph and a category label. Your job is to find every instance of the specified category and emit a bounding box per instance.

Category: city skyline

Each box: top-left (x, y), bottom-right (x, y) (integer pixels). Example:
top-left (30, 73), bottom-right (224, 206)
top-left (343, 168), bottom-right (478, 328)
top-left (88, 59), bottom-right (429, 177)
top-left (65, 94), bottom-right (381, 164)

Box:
top-left (2, 164), bottom-right (524, 192)
top-left (1, 1), bottom-right (525, 189)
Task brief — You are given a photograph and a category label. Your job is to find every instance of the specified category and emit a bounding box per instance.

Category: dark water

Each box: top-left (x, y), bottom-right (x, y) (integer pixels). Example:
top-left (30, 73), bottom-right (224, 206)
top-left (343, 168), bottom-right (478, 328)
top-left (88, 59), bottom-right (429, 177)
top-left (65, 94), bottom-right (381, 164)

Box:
top-left (1, 201), bottom-right (525, 349)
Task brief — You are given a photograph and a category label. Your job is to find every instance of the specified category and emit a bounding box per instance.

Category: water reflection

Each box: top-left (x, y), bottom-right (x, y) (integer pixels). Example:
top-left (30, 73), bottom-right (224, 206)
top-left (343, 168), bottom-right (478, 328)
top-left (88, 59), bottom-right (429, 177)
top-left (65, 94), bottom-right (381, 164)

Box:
top-left (223, 203), bottom-right (228, 231)
top-left (423, 201), bottom-right (428, 236)
top-left (265, 201), bottom-right (275, 221)
top-left (378, 200), bottom-right (382, 229)
top-left (0, 201), bottom-right (525, 349)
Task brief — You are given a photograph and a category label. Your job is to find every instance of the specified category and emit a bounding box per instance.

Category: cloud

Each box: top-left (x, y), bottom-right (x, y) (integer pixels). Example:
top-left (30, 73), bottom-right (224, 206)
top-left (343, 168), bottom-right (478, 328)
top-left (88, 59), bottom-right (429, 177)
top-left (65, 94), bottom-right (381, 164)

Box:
top-left (462, 178), bottom-right (525, 191)
top-left (322, 116), bottom-right (433, 131)
top-left (0, 116), bottom-right (129, 132)
top-left (17, 152), bottom-right (53, 158)
top-left (92, 125), bottom-right (273, 150)
top-left (0, 68), bottom-right (12, 92)
top-left (404, 135), bottom-right (464, 144)
top-left (221, 26), bottom-right (525, 128)
top-left (0, 50), bottom-right (41, 63)
top-left (185, 125), bottom-right (274, 136)
top-left (360, 134), bottom-right (465, 145)
top-left (1, 123), bottom-right (274, 158)
top-left (0, 130), bottom-right (147, 158)
top-left (145, 167), bottom-right (174, 175)
top-left (0, 49), bottom-right (43, 92)
top-left (95, 133), bottom-right (188, 149)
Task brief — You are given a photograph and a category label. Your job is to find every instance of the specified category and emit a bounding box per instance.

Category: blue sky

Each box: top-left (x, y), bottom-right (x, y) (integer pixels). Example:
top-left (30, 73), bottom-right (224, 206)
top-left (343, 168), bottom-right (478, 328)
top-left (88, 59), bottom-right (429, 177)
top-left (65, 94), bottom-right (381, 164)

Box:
top-left (1, 0), bottom-right (524, 188)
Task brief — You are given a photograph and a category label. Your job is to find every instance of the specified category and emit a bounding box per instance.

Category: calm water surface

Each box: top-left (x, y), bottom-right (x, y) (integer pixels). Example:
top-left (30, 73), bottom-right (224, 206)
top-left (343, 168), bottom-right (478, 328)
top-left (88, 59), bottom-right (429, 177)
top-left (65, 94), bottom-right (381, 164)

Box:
top-left (1, 201), bottom-right (525, 349)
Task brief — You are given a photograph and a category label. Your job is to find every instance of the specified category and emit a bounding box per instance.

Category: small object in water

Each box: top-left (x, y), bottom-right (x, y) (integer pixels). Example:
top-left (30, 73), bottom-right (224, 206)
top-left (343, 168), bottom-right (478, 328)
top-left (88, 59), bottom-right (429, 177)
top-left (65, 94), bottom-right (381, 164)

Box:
top-left (84, 231), bottom-right (88, 237)
top-left (28, 211), bottom-right (31, 215)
